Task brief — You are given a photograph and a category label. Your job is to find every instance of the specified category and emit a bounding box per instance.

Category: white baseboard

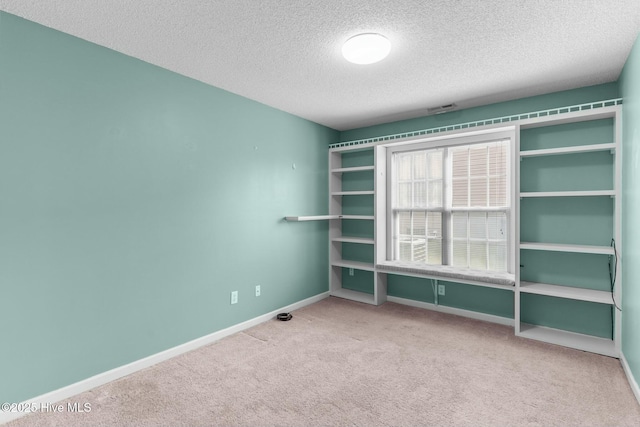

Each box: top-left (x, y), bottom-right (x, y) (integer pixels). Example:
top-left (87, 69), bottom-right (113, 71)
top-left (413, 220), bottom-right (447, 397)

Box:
top-left (620, 352), bottom-right (640, 407)
top-left (0, 292), bottom-right (329, 425)
top-left (386, 295), bottom-right (514, 327)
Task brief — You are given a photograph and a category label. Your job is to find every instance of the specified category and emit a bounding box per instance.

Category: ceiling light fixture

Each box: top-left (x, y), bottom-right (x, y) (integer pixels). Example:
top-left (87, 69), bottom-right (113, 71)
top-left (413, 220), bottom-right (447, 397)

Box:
top-left (342, 33), bottom-right (391, 65)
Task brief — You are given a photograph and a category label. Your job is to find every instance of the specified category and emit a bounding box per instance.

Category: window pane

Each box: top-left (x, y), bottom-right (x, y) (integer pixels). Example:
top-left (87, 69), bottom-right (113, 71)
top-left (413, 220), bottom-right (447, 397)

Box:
top-left (487, 212), bottom-right (507, 241)
top-left (391, 139), bottom-right (509, 273)
top-left (451, 179), bottom-right (468, 207)
top-left (427, 212), bottom-right (442, 238)
top-left (469, 146), bottom-right (487, 176)
top-left (469, 241), bottom-right (487, 270)
top-left (489, 176), bottom-right (507, 207)
top-left (427, 239), bottom-right (442, 264)
top-left (469, 212), bottom-right (486, 239)
top-left (452, 240), bottom-right (468, 267)
top-left (451, 213), bottom-right (467, 239)
top-left (451, 149), bottom-right (468, 178)
top-left (399, 212), bottom-right (411, 235)
top-left (428, 180), bottom-right (443, 207)
top-left (412, 211), bottom-right (426, 236)
top-left (413, 237), bottom-right (426, 262)
top-left (489, 143), bottom-right (507, 175)
top-left (398, 183), bottom-right (411, 208)
top-left (414, 181), bottom-right (427, 208)
top-left (488, 243), bottom-right (507, 271)
top-left (397, 154), bottom-right (411, 180)
top-left (399, 240), bottom-right (411, 261)
top-left (427, 151), bottom-right (443, 179)
top-left (413, 152), bottom-right (427, 179)
top-left (470, 177), bottom-right (488, 207)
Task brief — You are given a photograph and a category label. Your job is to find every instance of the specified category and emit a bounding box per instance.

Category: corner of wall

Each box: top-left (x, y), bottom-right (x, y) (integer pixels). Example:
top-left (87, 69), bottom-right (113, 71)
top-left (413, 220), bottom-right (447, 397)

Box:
top-left (620, 31), bottom-right (640, 406)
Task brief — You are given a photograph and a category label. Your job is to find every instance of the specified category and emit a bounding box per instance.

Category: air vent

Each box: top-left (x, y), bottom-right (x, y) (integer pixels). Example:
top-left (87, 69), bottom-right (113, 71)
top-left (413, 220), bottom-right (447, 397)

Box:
top-left (427, 103), bottom-right (457, 115)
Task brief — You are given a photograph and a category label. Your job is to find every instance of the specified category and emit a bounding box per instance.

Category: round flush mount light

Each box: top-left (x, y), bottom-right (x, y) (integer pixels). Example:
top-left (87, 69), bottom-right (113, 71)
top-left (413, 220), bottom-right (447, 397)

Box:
top-left (342, 33), bottom-right (391, 65)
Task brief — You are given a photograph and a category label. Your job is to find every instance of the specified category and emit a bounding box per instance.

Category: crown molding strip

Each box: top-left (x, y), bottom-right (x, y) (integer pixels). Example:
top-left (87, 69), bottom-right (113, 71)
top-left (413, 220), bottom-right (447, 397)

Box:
top-left (330, 98), bottom-right (623, 149)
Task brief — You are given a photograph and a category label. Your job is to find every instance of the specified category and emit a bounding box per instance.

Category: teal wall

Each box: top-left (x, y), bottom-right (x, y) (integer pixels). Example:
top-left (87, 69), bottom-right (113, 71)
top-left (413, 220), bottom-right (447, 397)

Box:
top-left (0, 12), bottom-right (337, 403)
top-left (620, 34), bottom-right (640, 390)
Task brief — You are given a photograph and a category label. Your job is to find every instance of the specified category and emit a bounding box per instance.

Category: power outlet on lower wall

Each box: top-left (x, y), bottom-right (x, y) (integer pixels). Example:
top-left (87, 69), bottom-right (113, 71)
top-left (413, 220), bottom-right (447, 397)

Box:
top-left (438, 284), bottom-right (446, 296)
top-left (231, 291), bottom-right (238, 305)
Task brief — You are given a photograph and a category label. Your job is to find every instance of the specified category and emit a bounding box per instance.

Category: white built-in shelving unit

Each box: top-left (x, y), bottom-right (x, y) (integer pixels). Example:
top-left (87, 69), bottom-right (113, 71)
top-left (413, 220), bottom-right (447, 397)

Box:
top-left (515, 105), bottom-right (621, 357)
top-left (327, 146), bottom-right (386, 305)
top-left (286, 100), bottom-right (622, 357)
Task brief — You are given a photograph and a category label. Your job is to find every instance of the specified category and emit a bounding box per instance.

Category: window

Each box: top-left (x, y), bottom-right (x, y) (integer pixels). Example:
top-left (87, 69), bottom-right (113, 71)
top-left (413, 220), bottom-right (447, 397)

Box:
top-left (384, 129), bottom-right (513, 274)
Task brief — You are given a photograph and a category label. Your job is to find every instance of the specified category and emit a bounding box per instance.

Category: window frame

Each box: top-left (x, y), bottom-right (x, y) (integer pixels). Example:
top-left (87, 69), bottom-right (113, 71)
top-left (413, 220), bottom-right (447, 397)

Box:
top-left (379, 126), bottom-right (517, 276)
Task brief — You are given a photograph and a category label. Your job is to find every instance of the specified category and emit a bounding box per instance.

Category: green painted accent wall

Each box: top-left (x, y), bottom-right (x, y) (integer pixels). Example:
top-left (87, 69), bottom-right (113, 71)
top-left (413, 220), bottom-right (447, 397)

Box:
top-left (0, 12), bottom-right (337, 403)
top-left (340, 149), bottom-right (375, 168)
top-left (341, 269), bottom-right (374, 294)
top-left (520, 119), bottom-right (615, 193)
top-left (520, 251), bottom-right (611, 292)
top-left (620, 33), bottom-right (640, 389)
top-left (520, 197), bottom-right (614, 246)
top-left (520, 294), bottom-right (612, 339)
top-left (387, 276), bottom-right (514, 318)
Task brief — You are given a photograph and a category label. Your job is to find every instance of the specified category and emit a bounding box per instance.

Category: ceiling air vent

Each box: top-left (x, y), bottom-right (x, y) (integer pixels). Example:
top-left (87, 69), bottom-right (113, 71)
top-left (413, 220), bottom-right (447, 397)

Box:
top-left (427, 103), bottom-right (457, 115)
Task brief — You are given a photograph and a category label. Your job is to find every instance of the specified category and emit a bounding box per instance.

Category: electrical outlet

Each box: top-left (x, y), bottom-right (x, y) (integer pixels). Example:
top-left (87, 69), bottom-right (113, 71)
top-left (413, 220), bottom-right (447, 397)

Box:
top-left (349, 268), bottom-right (354, 276)
top-left (255, 285), bottom-right (261, 297)
top-left (231, 291), bottom-right (238, 305)
top-left (438, 284), bottom-right (445, 296)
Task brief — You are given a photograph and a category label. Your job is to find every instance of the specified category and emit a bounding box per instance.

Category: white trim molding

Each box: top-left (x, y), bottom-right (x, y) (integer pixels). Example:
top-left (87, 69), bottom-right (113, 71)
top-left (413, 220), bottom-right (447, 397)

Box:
top-left (330, 98), bottom-right (622, 149)
top-left (621, 352), bottom-right (640, 406)
top-left (387, 295), bottom-right (514, 327)
top-left (0, 292), bottom-right (330, 425)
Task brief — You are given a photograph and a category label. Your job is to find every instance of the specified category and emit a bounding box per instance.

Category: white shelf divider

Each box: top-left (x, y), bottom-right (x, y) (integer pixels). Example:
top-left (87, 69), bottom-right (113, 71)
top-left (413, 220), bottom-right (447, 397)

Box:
top-left (285, 215), bottom-right (338, 221)
top-left (519, 281), bottom-right (613, 305)
top-left (339, 215), bottom-right (375, 220)
top-left (519, 142), bottom-right (615, 158)
top-left (331, 165), bottom-right (375, 173)
top-left (331, 237), bottom-right (375, 245)
top-left (520, 190), bottom-right (615, 198)
top-left (519, 242), bottom-right (614, 255)
top-left (331, 260), bottom-right (375, 271)
top-left (330, 288), bottom-right (375, 304)
top-left (518, 324), bottom-right (616, 357)
top-left (331, 191), bottom-right (375, 196)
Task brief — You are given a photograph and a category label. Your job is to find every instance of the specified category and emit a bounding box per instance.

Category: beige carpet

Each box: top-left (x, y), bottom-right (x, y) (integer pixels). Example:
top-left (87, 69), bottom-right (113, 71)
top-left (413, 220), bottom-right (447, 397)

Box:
top-left (6, 297), bottom-right (640, 426)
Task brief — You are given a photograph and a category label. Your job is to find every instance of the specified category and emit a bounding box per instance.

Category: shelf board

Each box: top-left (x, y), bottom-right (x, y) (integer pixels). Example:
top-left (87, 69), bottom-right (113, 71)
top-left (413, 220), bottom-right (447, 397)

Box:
top-left (518, 324), bottom-right (616, 357)
top-left (284, 215), bottom-right (338, 221)
top-left (519, 281), bottom-right (613, 304)
top-left (338, 215), bottom-right (375, 221)
top-left (331, 191), bottom-right (375, 196)
top-left (287, 215), bottom-right (374, 221)
top-left (331, 165), bottom-right (374, 173)
top-left (331, 260), bottom-right (375, 271)
top-left (519, 242), bottom-right (614, 255)
top-left (520, 190), bottom-right (615, 198)
top-left (332, 237), bottom-right (375, 245)
top-left (519, 143), bottom-right (615, 158)
top-left (330, 288), bottom-right (375, 305)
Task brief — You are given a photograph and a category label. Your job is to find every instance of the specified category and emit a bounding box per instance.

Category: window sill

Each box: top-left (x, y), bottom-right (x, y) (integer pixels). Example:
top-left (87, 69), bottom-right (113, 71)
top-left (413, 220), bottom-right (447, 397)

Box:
top-left (376, 261), bottom-right (516, 288)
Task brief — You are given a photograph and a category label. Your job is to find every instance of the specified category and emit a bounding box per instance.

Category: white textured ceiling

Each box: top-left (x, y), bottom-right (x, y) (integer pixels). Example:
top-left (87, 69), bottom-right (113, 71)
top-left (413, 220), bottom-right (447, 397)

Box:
top-left (1, 1), bottom-right (639, 131)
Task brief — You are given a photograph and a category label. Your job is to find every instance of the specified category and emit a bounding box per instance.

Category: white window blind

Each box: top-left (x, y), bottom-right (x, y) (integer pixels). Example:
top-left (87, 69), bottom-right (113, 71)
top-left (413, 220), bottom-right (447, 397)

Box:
top-left (391, 139), bottom-right (510, 272)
